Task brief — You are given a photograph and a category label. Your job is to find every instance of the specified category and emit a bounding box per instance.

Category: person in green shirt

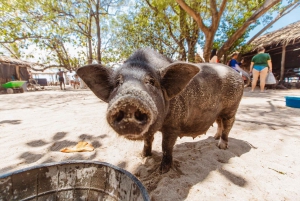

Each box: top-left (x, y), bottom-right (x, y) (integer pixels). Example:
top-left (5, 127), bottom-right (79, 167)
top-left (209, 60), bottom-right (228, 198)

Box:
top-left (249, 46), bottom-right (272, 92)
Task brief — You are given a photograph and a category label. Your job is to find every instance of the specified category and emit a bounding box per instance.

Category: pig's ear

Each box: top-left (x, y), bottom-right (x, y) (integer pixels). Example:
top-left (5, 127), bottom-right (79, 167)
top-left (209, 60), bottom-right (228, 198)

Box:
top-left (77, 64), bottom-right (113, 102)
top-left (160, 62), bottom-right (200, 100)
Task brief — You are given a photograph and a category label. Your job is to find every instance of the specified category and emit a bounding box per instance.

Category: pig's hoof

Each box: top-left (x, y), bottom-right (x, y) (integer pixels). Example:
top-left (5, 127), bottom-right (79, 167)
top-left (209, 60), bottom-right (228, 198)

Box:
top-left (160, 163), bottom-right (171, 174)
top-left (214, 134), bottom-right (220, 140)
top-left (142, 150), bottom-right (152, 157)
top-left (218, 139), bottom-right (228, 149)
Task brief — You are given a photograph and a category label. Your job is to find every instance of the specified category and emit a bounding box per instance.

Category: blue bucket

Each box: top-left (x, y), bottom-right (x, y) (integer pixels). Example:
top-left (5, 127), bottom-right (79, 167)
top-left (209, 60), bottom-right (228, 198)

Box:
top-left (285, 96), bottom-right (300, 108)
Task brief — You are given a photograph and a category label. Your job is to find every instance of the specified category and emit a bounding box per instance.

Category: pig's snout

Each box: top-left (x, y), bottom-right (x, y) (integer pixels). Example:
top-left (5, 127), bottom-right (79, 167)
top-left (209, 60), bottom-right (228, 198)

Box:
top-left (113, 105), bottom-right (148, 125)
top-left (107, 97), bottom-right (155, 138)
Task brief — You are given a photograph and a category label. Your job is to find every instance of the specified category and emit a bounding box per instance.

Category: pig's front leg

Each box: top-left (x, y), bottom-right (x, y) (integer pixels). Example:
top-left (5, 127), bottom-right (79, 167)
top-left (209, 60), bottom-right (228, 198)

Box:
top-left (160, 133), bottom-right (178, 174)
top-left (143, 134), bottom-right (154, 157)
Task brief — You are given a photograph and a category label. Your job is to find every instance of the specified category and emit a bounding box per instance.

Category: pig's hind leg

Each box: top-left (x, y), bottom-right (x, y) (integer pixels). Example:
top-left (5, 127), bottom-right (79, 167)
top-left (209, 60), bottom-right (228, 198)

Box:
top-left (214, 116), bottom-right (223, 140)
top-left (217, 115), bottom-right (235, 149)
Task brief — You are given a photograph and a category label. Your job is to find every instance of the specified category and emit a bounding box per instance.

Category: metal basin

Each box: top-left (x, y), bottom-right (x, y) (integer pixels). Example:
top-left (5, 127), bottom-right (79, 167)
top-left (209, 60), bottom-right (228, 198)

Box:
top-left (0, 161), bottom-right (150, 201)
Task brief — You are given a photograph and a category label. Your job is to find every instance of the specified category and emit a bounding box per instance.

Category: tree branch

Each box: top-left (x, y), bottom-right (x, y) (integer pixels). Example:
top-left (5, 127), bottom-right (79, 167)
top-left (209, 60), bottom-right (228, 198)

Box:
top-left (0, 44), bottom-right (20, 59)
top-left (210, 0), bottom-right (227, 30)
top-left (144, 0), bottom-right (158, 12)
top-left (143, 1), bottom-right (181, 46)
top-left (31, 64), bottom-right (66, 71)
top-left (217, 0), bottom-right (281, 57)
top-left (218, 0), bottom-right (228, 19)
top-left (246, 2), bottom-right (300, 45)
top-left (0, 36), bottom-right (49, 44)
top-left (176, 0), bottom-right (209, 34)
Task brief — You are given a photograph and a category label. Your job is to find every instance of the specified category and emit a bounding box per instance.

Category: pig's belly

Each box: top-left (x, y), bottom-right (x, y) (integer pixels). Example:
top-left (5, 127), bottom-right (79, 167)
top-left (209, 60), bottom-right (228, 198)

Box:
top-left (178, 121), bottom-right (214, 138)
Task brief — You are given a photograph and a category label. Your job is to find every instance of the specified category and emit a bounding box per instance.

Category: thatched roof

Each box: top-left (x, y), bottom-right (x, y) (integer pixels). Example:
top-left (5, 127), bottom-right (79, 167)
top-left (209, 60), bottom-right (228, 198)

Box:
top-left (0, 56), bottom-right (46, 70)
top-left (0, 56), bottom-right (32, 67)
top-left (251, 20), bottom-right (300, 48)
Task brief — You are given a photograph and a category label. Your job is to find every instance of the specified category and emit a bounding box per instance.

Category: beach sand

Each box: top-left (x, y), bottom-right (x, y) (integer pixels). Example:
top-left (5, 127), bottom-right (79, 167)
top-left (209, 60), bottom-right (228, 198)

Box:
top-left (0, 87), bottom-right (299, 200)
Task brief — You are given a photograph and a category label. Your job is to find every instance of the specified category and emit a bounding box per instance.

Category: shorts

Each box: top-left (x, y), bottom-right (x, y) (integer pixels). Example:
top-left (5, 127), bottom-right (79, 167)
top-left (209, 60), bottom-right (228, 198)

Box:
top-left (59, 77), bottom-right (64, 82)
top-left (253, 65), bottom-right (267, 72)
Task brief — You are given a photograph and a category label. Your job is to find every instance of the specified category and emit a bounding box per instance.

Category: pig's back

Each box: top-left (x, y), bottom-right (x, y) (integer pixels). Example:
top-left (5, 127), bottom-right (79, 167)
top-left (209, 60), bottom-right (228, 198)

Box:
top-left (196, 63), bottom-right (244, 104)
top-left (184, 62), bottom-right (243, 108)
top-left (163, 63), bottom-right (243, 135)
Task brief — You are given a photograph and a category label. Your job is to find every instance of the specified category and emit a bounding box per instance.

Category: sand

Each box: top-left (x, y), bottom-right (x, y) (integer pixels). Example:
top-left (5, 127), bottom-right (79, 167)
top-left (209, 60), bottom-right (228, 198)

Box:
top-left (0, 86), bottom-right (299, 200)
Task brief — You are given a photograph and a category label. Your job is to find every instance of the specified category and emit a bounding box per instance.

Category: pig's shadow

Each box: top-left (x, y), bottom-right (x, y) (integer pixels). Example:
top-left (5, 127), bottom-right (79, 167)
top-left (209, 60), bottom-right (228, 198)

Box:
top-left (132, 136), bottom-right (253, 200)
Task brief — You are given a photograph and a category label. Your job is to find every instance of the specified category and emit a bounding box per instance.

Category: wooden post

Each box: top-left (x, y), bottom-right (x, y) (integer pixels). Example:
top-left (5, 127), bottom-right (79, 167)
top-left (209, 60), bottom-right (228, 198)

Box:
top-left (280, 44), bottom-right (286, 81)
top-left (16, 65), bottom-right (21, 80)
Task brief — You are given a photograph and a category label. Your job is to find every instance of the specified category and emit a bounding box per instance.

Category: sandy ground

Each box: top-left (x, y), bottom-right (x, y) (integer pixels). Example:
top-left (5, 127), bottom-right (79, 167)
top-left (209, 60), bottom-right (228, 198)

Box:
top-left (0, 86), bottom-right (300, 200)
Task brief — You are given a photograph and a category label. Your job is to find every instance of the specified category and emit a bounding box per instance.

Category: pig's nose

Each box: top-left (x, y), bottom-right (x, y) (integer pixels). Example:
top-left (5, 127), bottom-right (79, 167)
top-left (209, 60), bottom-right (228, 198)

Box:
top-left (114, 105), bottom-right (148, 124)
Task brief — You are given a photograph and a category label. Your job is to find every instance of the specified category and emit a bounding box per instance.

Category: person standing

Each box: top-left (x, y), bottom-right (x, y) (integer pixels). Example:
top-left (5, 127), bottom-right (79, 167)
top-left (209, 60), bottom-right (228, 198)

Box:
top-left (67, 70), bottom-right (75, 87)
top-left (72, 74), bottom-right (80, 89)
top-left (249, 46), bottom-right (272, 92)
top-left (209, 49), bottom-right (218, 63)
top-left (56, 69), bottom-right (66, 90)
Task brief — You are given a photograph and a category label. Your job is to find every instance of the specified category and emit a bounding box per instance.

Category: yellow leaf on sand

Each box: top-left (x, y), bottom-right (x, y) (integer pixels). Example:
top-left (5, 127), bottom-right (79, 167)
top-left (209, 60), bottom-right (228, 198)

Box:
top-left (60, 141), bottom-right (94, 153)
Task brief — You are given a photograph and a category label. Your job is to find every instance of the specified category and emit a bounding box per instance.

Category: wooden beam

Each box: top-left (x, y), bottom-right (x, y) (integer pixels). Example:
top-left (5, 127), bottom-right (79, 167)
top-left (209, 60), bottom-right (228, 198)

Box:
top-left (280, 44), bottom-right (287, 81)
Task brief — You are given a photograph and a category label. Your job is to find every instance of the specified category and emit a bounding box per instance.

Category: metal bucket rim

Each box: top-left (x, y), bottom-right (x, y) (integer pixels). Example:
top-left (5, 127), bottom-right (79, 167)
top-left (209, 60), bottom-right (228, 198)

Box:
top-left (0, 160), bottom-right (150, 201)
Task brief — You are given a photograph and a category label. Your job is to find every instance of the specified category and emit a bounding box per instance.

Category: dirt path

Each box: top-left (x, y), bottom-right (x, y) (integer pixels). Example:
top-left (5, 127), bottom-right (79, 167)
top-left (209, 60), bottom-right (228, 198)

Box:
top-left (0, 88), bottom-right (299, 200)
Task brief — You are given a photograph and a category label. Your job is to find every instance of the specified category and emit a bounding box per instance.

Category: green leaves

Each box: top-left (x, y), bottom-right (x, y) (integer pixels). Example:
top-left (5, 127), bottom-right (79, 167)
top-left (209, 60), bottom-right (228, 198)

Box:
top-left (0, 0), bottom-right (284, 67)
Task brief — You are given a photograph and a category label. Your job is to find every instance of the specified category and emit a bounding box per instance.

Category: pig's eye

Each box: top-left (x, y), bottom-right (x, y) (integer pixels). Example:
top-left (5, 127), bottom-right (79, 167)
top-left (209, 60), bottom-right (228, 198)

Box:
top-left (115, 77), bottom-right (123, 87)
top-left (146, 77), bottom-right (155, 86)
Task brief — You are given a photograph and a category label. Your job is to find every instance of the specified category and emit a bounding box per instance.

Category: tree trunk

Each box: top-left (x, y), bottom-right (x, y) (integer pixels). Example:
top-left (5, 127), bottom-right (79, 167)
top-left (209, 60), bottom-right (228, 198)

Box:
top-left (217, 0), bottom-right (281, 58)
top-left (176, 0), bottom-right (228, 62)
top-left (280, 44), bottom-right (286, 81)
top-left (223, 51), bottom-right (228, 64)
top-left (178, 7), bottom-right (187, 61)
top-left (187, 43), bottom-right (195, 62)
top-left (95, 0), bottom-right (101, 64)
top-left (178, 43), bottom-right (186, 61)
top-left (203, 34), bottom-right (215, 62)
top-left (87, 9), bottom-right (93, 65)
top-left (187, 18), bottom-right (199, 62)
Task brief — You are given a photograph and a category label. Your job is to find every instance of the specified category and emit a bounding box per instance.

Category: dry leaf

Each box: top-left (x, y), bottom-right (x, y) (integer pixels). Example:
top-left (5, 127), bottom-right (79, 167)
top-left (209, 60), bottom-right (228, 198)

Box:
top-left (60, 141), bottom-right (94, 153)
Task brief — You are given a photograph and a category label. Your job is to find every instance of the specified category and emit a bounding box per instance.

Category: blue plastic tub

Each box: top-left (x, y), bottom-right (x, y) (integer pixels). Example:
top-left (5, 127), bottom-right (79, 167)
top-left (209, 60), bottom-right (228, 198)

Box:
top-left (285, 96), bottom-right (300, 108)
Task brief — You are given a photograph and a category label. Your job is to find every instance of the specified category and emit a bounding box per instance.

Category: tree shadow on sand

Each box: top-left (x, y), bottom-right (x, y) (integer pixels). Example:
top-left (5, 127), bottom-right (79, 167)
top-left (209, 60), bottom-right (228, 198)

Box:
top-left (0, 132), bottom-right (109, 175)
top-left (130, 136), bottom-right (253, 201)
top-left (0, 120), bottom-right (22, 125)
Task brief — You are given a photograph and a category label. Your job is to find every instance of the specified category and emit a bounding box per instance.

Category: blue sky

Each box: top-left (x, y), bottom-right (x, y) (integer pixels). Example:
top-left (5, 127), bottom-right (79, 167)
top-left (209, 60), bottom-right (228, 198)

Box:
top-left (247, 4), bottom-right (300, 40)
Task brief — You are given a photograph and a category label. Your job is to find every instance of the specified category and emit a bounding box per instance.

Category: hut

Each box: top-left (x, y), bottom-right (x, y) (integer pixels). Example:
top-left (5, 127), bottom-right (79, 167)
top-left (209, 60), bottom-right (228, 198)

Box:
top-left (0, 56), bottom-right (58, 88)
top-left (30, 69), bottom-right (57, 86)
top-left (0, 56), bottom-right (31, 85)
top-left (242, 21), bottom-right (300, 82)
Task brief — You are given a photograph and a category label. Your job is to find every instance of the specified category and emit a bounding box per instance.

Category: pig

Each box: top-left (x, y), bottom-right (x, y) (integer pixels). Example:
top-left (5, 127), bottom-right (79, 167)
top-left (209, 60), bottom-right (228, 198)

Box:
top-left (77, 48), bottom-right (244, 173)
